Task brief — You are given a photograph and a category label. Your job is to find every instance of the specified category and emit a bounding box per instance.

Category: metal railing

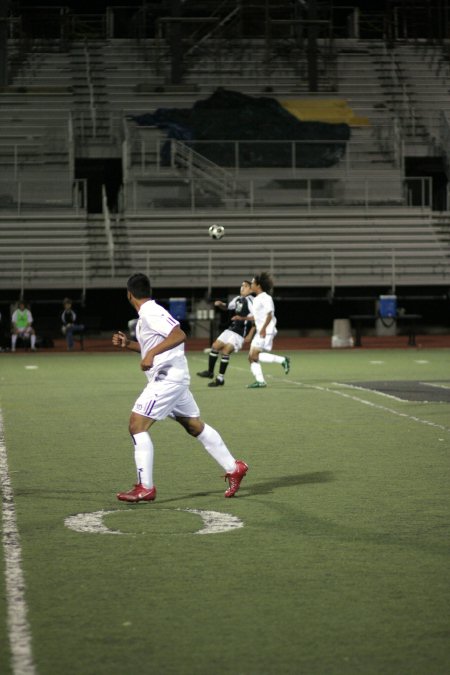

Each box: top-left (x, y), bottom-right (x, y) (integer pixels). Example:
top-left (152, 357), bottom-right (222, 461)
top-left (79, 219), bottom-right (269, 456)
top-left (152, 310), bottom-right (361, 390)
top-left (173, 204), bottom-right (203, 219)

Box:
top-left (127, 135), bottom-right (400, 177)
top-left (0, 252), bottom-right (89, 297)
top-left (2, 244), bottom-right (447, 293)
top-left (124, 174), bottom-right (428, 213)
top-left (83, 41), bottom-right (97, 137)
top-left (101, 184), bottom-right (115, 275)
top-left (440, 111), bottom-right (450, 173)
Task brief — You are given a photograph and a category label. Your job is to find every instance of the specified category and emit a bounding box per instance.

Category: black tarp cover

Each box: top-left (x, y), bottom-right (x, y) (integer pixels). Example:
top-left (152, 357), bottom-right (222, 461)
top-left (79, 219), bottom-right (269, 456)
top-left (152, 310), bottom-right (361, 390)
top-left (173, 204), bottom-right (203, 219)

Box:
top-left (129, 88), bottom-right (350, 168)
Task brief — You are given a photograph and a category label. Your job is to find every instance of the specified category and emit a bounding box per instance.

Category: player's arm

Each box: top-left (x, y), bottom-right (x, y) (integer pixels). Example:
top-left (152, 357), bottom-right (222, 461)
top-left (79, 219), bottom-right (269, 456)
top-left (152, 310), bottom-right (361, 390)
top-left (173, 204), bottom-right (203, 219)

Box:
top-left (244, 325), bottom-right (256, 343)
top-left (112, 331), bottom-right (140, 352)
top-left (259, 312), bottom-right (273, 338)
top-left (231, 312), bottom-right (253, 321)
top-left (140, 325), bottom-right (186, 371)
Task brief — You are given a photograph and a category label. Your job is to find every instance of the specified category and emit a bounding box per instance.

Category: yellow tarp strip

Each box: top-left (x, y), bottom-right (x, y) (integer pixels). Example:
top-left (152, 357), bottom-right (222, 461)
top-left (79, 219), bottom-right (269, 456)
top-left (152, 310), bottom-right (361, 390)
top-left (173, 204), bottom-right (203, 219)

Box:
top-left (279, 99), bottom-right (370, 126)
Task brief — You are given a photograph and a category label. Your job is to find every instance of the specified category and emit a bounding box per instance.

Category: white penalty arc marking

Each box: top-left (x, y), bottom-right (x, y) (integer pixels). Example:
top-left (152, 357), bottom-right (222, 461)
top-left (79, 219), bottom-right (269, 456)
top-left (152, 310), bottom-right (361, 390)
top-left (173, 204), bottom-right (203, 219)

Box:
top-left (0, 409), bottom-right (36, 675)
top-left (181, 508), bottom-right (244, 535)
top-left (64, 508), bottom-right (244, 536)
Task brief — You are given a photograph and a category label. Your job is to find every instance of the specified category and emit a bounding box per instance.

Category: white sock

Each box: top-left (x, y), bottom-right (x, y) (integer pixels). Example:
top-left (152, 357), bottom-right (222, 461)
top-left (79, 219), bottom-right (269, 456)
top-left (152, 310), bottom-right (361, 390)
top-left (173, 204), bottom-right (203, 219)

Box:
top-left (31, 334), bottom-right (36, 349)
top-left (197, 423), bottom-right (236, 472)
top-left (259, 353), bottom-right (284, 364)
top-left (11, 335), bottom-right (17, 349)
top-left (251, 361), bottom-right (265, 383)
top-left (132, 432), bottom-right (154, 488)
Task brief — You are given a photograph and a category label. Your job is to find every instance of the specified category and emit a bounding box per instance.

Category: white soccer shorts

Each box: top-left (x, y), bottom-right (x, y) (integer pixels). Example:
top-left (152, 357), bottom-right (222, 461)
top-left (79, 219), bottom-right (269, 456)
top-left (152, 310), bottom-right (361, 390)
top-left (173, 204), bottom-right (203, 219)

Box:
top-left (250, 331), bottom-right (276, 352)
top-left (132, 379), bottom-right (200, 421)
top-left (216, 329), bottom-right (245, 353)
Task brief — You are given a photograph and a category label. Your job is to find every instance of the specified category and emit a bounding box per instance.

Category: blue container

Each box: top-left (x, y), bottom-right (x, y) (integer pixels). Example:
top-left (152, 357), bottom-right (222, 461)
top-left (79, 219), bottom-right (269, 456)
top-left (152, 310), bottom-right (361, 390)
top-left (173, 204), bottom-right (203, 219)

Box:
top-left (169, 297), bottom-right (187, 321)
top-left (379, 295), bottom-right (397, 318)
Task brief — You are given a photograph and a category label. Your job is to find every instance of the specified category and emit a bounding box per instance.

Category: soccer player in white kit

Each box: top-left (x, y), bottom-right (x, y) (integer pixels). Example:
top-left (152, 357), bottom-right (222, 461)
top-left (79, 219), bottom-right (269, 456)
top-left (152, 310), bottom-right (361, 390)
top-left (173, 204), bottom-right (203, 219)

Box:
top-left (113, 273), bottom-right (248, 502)
top-left (246, 272), bottom-right (290, 388)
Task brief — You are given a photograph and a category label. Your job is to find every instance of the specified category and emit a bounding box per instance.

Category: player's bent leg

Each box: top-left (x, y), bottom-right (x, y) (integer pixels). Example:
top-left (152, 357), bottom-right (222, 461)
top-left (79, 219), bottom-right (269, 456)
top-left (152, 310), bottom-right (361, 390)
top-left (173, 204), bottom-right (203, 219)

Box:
top-left (176, 416), bottom-right (248, 497)
top-left (259, 352), bottom-right (290, 374)
top-left (175, 415), bottom-right (204, 437)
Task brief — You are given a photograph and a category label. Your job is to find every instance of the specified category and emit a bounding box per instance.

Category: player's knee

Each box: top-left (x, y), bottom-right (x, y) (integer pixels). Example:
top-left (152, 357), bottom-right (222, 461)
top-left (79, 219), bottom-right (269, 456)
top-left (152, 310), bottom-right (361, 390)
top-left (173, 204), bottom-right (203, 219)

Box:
top-left (180, 417), bottom-right (204, 437)
top-left (129, 414), bottom-right (151, 436)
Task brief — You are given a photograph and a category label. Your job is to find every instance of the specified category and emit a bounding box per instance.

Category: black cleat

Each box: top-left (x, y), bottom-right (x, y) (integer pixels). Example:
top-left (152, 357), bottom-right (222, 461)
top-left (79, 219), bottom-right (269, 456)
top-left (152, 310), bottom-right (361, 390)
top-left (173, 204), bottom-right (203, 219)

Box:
top-left (208, 378), bottom-right (224, 387)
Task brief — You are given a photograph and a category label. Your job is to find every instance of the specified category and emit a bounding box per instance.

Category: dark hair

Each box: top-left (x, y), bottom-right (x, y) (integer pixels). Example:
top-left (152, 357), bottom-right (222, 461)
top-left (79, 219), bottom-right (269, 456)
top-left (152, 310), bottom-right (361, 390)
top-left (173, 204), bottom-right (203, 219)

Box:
top-left (253, 272), bottom-right (273, 293)
top-left (127, 273), bottom-right (151, 299)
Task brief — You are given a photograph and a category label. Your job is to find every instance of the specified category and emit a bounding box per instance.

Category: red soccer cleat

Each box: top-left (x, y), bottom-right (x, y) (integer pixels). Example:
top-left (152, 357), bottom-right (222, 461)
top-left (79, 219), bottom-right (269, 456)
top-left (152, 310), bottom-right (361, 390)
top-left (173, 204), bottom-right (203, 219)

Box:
top-left (224, 460), bottom-right (248, 498)
top-left (116, 483), bottom-right (157, 503)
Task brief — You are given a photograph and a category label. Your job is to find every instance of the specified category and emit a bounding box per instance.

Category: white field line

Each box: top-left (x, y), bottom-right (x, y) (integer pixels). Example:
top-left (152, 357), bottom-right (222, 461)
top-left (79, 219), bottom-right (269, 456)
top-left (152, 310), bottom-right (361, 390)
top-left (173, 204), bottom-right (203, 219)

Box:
top-left (335, 381), bottom-right (417, 403)
top-left (0, 410), bottom-right (36, 675)
top-left (191, 356), bottom-right (450, 434)
top-left (422, 382), bottom-right (450, 391)
top-left (289, 378), bottom-right (450, 434)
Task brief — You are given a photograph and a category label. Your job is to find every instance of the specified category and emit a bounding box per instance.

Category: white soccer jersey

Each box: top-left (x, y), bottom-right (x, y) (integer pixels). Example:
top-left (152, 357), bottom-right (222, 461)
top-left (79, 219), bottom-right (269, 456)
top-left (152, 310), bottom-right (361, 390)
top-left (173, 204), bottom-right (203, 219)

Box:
top-left (136, 300), bottom-right (190, 385)
top-left (251, 292), bottom-right (277, 333)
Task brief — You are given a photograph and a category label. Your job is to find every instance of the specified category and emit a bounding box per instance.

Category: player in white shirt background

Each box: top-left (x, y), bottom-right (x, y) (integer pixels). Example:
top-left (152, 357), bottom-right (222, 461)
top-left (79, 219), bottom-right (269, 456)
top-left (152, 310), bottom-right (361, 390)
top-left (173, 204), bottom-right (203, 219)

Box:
top-left (112, 273), bottom-right (248, 502)
top-left (246, 272), bottom-right (290, 388)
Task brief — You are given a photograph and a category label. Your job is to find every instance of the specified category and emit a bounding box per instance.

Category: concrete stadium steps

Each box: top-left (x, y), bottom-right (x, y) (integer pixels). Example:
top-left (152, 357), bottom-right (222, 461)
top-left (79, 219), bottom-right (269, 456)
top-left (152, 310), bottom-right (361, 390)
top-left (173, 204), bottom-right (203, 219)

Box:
top-left (2, 40), bottom-right (73, 173)
top-left (0, 208), bottom-right (448, 290)
top-left (123, 167), bottom-right (405, 210)
top-left (0, 217), bottom-right (91, 288)
top-left (123, 210), bottom-right (450, 288)
top-left (368, 42), bottom-right (450, 148)
top-left (101, 38), bottom-right (334, 104)
top-left (0, 176), bottom-right (82, 214)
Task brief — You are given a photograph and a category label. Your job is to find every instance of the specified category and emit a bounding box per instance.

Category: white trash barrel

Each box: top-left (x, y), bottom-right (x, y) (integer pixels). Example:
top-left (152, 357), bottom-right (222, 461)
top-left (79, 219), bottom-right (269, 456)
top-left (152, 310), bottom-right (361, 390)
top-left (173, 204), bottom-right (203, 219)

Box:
top-left (331, 318), bottom-right (354, 348)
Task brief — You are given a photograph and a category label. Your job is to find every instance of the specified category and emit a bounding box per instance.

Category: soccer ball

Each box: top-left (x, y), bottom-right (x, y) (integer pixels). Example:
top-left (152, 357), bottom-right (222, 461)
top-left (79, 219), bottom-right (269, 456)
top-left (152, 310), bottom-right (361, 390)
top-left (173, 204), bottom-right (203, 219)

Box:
top-left (208, 224), bottom-right (225, 240)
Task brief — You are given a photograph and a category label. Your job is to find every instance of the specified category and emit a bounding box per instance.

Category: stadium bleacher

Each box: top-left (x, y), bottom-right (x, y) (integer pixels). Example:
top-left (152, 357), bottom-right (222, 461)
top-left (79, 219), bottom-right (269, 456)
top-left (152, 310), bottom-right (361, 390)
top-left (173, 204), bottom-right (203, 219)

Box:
top-left (0, 2), bottom-right (448, 322)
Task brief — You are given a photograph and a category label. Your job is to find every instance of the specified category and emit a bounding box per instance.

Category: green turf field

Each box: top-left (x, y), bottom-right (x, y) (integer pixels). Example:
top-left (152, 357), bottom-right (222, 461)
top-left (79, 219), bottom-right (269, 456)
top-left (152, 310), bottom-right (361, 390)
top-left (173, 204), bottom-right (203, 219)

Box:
top-left (1, 348), bottom-right (449, 675)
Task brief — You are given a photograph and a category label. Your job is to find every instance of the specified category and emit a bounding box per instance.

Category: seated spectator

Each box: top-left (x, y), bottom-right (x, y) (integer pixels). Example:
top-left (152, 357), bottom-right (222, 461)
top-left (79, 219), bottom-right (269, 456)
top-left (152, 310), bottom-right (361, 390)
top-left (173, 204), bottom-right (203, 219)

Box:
top-left (61, 298), bottom-right (85, 351)
top-left (11, 300), bottom-right (36, 352)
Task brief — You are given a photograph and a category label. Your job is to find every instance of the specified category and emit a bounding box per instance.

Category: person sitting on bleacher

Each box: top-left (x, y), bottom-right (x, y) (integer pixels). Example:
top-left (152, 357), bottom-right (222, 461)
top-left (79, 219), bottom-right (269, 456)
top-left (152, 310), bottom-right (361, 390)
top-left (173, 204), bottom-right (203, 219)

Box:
top-left (11, 300), bottom-right (37, 352)
top-left (61, 298), bottom-right (85, 351)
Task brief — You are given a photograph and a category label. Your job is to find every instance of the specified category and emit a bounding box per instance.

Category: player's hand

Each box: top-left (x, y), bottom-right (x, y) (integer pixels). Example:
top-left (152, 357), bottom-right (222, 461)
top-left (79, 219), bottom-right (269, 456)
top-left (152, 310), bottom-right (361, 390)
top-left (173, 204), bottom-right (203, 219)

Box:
top-left (260, 328), bottom-right (267, 338)
top-left (140, 354), bottom-right (154, 371)
top-left (112, 331), bottom-right (128, 348)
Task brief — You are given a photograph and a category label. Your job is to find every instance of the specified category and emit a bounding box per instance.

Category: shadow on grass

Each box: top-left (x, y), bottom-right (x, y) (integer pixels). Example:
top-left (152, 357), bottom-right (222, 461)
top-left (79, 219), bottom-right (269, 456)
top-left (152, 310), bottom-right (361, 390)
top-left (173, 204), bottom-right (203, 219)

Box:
top-left (158, 471), bottom-right (334, 503)
top-left (245, 471), bottom-right (334, 496)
